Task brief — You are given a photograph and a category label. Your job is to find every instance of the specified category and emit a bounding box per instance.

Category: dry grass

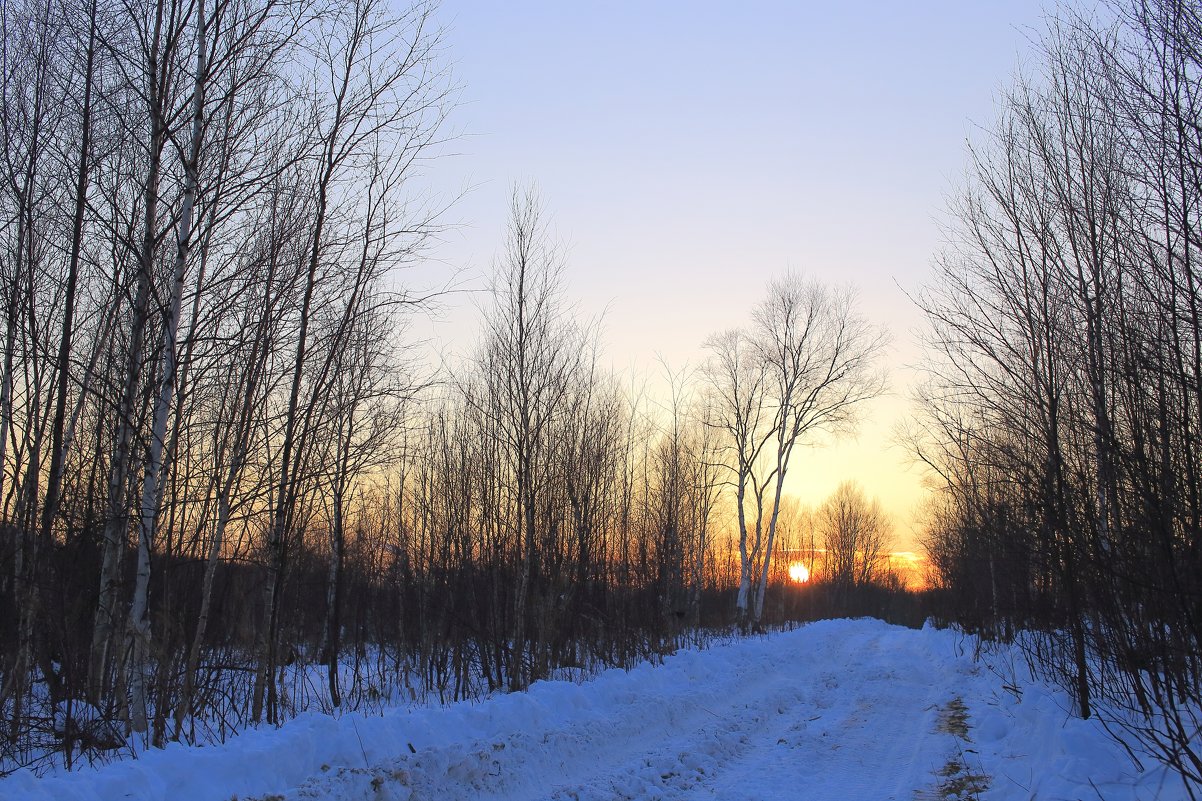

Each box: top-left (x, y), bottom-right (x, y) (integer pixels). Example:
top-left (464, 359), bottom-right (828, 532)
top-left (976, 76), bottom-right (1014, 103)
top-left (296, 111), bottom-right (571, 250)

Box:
top-left (915, 698), bottom-right (990, 801)
top-left (936, 697), bottom-right (971, 740)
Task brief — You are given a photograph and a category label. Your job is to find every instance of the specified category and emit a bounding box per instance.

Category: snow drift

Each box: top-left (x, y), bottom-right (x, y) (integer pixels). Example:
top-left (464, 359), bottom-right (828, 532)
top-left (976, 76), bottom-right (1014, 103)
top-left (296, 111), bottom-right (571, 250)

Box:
top-left (0, 619), bottom-right (1187, 801)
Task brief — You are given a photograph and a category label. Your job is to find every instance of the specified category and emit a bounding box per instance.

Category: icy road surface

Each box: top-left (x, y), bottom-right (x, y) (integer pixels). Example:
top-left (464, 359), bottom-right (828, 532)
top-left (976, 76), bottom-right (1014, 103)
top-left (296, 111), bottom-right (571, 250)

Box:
top-left (2, 619), bottom-right (1188, 800)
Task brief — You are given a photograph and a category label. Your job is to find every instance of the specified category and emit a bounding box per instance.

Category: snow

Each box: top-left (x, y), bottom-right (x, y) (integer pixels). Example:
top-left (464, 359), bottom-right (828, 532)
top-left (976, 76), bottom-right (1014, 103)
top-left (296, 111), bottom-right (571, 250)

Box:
top-left (0, 618), bottom-right (1189, 800)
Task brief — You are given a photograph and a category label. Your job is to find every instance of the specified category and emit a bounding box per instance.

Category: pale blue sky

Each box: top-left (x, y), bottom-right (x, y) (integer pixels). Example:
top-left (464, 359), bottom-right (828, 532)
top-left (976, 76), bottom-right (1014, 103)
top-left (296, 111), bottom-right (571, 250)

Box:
top-left (416, 1), bottom-right (1055, 549)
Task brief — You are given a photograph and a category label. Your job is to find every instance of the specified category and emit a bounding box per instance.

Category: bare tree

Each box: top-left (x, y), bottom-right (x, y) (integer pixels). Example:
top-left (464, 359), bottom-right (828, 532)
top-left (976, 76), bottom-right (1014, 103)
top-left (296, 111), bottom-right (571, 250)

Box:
top-left (253, 0), bottom-right (448, 724)
top-left (749, 276), bottom-right (887, 623)
top-left (819, 480), bottom-right (890, 599)
top-left (704, 275), bottom-right (886, 628)
top-left (702, 328), bottom-right (770, 628)
top-left (913, 0), bottom-right (1202, 787)
top-left (469, 186), bottom-right (586, 690)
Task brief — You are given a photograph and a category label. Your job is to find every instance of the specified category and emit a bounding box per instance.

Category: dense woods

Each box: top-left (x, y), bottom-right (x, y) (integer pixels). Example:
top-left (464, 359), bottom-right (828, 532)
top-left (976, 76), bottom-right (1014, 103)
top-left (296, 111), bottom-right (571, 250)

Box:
top-left (914, 0), bottom-right (1202, 788)
top-left (0, 0), bottom-right (897, 774)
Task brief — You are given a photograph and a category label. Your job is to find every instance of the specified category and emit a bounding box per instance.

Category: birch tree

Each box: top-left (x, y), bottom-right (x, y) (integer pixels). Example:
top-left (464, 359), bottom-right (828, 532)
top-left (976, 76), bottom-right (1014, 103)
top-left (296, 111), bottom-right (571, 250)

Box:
top-left (253, 0), bottom-right (448, 723)
top-left (749, 276), bottom-right (886, 624)
top-left (705, 275), bottom-right (885, 628)
top-left (702, 328), bottom-right (770, 628)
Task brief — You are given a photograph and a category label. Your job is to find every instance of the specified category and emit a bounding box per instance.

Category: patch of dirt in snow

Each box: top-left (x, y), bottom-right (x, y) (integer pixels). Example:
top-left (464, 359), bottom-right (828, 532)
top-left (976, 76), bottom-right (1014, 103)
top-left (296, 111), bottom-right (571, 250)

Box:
top-left (935, 697), bottom-right (971, 740)
top-left (916, 698), bottom-right (990, 801)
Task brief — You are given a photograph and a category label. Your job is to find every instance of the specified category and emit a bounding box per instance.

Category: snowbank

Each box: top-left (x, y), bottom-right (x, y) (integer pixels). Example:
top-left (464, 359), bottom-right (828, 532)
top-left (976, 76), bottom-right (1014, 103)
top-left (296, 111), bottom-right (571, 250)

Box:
top-left (0, 619), bottom-right (1188, 801)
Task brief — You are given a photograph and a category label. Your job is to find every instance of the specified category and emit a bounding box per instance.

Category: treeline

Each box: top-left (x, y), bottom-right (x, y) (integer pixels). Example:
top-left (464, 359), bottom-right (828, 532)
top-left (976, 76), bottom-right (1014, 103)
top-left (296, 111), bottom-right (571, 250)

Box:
top-left (914, 0), bottom-right (1202, 787)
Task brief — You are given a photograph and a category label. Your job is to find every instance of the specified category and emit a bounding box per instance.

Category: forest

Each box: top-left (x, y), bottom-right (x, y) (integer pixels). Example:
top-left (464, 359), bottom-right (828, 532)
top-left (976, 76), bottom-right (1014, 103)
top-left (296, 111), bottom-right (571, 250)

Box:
top-left (0, 0), bottom-right (904, 774)
top-left (2, 0), bottom-right (1202, 795)
top-left (913, 0), bottom-right (1202, 788)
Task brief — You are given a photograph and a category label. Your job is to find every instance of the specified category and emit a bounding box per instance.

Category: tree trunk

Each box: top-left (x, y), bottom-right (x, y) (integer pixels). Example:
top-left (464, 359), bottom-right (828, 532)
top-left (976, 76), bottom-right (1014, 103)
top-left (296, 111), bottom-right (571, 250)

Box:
top-left (125, 0), bottom-right (207, 739)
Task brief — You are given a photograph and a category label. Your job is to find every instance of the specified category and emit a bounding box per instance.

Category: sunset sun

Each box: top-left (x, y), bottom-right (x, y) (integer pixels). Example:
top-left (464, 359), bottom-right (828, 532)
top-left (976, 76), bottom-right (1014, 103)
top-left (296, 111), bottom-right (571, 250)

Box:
top-left (788, 563), bottom-right (811, 584)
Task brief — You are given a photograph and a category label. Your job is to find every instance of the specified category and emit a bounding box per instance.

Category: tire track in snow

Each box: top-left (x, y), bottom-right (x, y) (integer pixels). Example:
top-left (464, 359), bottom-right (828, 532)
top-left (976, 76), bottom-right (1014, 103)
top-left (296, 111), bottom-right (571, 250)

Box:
top-left (11, 619), bottom-right (1180, 801)
top-left (265, 621), bottom-right (968, 801)
top-left (678, 636), bottom-right (951, 801)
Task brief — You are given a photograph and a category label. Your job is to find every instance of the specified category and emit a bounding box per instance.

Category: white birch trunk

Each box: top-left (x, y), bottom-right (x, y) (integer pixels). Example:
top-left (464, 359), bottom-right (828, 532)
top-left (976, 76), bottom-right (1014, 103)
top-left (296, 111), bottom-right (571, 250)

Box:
top-left (734, 476), bottom-right (752, 624)
top-left (127, 0), bottom-right (207, 736)
top-left (752, 466), bottom-right (788, 624)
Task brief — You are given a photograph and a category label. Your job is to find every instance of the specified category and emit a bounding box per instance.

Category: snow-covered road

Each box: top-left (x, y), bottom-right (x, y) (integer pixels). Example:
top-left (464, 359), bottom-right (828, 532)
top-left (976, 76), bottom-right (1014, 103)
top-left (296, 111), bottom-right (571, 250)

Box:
top-left (2, 619), bottom-right (1188, 801)
top-left (296, 622), bottom-right (955, 801)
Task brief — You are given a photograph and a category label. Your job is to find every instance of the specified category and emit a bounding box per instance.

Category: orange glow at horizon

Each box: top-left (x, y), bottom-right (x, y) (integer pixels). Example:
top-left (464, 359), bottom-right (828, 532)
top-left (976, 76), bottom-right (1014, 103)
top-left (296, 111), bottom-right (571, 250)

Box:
top-left (787, 562), bottom-right (811, 584)
top-left (886, 551), bottom-right (929, 591)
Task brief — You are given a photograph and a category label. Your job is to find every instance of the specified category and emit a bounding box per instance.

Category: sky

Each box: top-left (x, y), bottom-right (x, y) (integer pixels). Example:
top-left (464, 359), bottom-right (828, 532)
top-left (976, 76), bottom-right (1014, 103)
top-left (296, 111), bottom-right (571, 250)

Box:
top-left (412, 1), bottom-right (1055, 551)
